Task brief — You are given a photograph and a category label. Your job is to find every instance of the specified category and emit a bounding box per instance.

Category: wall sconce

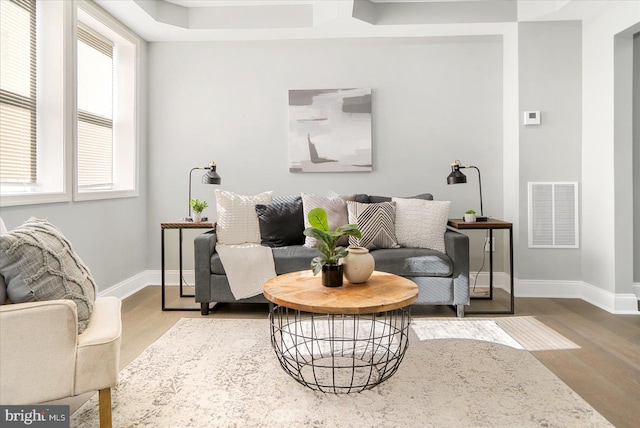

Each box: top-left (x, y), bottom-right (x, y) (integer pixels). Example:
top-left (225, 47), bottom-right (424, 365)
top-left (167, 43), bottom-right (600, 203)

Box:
top-left (446, 160), bottom-right (487, 221)
top-left (187, 161), bottom-right (221, 221)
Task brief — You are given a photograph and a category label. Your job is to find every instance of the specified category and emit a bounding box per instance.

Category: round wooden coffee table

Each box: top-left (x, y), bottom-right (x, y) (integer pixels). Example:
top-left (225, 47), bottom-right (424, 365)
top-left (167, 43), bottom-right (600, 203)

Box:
top-left (263, 270), bottom-right (418, 394)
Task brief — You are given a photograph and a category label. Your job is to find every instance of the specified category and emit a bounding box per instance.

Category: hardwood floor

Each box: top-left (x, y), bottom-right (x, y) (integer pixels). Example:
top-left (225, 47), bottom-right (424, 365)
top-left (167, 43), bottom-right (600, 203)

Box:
top-left (121, 286), bottom-right (640, 428)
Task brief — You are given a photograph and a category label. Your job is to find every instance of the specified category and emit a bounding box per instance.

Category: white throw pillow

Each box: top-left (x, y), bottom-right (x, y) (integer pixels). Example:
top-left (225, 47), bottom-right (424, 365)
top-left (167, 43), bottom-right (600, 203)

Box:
top-left (301, 193), bottom-right (355, 248)
top-left (392, 197), bottom-right (451, 253)
top-left (215, 190), bottom-right (273, 244)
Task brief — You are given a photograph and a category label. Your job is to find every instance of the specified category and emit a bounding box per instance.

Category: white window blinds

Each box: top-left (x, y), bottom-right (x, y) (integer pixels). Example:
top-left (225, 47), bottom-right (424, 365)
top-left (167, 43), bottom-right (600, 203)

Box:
top-left (0, 0), bottom-right (36, 184)
top-left (77, 25), bottom-right (113, 188)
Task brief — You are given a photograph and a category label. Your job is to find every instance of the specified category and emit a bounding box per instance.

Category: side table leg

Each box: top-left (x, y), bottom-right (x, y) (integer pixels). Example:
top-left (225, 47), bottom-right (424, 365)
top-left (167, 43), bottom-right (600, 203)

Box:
top-left (489, 228), bottom-right (494, 300)
top-left (509, 225), bottom-right (515, 314)
top-left (161, 227), bottom-right (166, 310)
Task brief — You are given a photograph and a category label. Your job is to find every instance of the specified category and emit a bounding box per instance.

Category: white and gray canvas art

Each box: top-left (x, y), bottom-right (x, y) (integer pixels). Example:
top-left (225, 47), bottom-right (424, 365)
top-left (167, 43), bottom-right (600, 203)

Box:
top-left (289, 88), bottom-right (372, 172)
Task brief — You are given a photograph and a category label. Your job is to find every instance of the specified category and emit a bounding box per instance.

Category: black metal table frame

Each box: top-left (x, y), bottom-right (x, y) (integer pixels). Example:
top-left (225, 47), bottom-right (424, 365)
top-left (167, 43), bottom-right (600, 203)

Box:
top-left (161, 224), bottom-right (211, 311)
top-left (466, 225), bottom-right (514, 315)
top-left (268, 304), bottom-right (412, 394)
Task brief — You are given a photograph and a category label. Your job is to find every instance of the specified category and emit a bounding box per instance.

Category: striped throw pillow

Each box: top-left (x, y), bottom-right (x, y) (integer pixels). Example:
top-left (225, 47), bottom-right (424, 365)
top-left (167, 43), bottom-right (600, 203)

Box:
top-left (347, 201), bottom-right (400, 250)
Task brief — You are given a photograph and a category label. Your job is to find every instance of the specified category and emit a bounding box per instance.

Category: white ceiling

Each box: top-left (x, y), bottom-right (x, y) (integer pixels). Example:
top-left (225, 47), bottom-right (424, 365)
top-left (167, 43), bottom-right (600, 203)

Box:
top-left (93, 0), bottom-right (594, 42)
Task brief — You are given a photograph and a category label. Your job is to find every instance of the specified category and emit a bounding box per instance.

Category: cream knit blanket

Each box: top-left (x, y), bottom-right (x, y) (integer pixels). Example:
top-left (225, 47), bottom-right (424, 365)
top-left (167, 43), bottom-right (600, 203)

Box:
top-left (215, 243), bottom-right (276, 300)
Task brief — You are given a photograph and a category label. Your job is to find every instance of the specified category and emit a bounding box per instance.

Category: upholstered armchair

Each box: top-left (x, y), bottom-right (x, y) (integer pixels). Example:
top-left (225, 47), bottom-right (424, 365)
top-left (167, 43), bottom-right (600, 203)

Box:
top-left (0, 296), bottom-right (122, 428)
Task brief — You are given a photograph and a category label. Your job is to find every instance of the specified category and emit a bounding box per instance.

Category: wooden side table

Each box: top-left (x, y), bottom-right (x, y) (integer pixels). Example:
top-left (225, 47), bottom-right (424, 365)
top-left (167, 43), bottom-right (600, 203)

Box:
top-left (161, 221), bottom-right (214, 311)
top-left (447, 218), bottom-right (514, 315)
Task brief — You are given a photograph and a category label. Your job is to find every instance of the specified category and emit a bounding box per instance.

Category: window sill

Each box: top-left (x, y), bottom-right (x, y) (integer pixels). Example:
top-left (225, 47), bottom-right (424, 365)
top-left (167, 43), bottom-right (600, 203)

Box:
top-left (73, 188), bottom-right (138, 202)
top-left (0, 191), bottom-right (71, 208)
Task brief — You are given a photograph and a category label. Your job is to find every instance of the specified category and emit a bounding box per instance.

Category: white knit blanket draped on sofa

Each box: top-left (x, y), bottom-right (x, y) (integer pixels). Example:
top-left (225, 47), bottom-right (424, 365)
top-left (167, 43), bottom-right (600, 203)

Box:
top-left (215, 243), bottom-right (276, 300)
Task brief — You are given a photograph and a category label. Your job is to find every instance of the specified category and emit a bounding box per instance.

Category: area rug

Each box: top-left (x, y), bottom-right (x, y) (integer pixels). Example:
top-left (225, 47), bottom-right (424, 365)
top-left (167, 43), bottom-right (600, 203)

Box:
top-left (411, 316), bottom-right (581, 351)
top-left (72, 318), bottom-right (610, 427)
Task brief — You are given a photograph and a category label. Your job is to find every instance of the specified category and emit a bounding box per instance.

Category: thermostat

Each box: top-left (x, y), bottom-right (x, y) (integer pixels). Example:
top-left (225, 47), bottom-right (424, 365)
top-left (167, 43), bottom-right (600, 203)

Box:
top-left (524, 111), bottom-right (540, 126)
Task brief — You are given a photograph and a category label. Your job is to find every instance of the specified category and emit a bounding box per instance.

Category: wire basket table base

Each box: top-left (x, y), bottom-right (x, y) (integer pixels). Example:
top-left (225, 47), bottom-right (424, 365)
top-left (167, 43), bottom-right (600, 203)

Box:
top-left (269, 304), bottom-right (412, 394)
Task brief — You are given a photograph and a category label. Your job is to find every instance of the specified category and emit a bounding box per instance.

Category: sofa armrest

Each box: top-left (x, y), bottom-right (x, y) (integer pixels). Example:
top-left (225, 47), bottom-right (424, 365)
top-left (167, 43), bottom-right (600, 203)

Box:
top-left (444, 229), bottom-right (470, 306)
top-left (194, 230), bottom-right (218, 303)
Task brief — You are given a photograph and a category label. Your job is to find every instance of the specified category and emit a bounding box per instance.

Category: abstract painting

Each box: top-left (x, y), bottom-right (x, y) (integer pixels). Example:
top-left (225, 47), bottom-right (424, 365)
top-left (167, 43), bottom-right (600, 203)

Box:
top-left (288, 88), bottom-right (372, 173)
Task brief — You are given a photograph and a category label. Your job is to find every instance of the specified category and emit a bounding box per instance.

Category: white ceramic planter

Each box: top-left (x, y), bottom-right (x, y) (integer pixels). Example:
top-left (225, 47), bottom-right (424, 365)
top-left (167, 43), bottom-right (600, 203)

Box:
top-left (343, 247), bottom-right (375, 283)
top-left (464, 213), bottom-right (476, 222)
top-left (192, 212), bottom-right (202, 223)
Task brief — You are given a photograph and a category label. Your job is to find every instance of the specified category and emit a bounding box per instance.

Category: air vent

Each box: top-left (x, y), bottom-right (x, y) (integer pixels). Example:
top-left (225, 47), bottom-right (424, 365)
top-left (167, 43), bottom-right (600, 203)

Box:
top-left (528, 182), bottom-right (579, 248)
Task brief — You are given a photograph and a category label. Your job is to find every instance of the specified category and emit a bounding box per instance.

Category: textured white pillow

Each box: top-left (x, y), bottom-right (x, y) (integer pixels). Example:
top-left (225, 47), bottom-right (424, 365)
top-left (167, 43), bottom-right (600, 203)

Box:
top-left (215, 190), bottom-right (273, 244)
top-left (301, 193), bottom-right (355, 248)
top-left (392, 197), bottom-right (451, 253)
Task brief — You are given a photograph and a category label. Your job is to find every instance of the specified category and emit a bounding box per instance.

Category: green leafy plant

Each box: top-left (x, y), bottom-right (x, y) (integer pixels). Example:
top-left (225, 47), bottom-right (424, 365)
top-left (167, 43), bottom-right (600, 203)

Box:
top-left (190, 198), bottom-right (208, 214)
top-left (465, 209), bottom-right (476, 214)
top-left (303, 208), bottom-right (362, 275)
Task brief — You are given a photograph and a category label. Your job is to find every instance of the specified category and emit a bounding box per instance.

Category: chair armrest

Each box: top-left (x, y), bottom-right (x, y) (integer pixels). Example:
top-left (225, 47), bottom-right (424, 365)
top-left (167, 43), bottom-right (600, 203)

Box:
top-left (0, 300), bottom-right (78, 404)
top-left (75, 296), bottom-right (122, 395)
top-left (194, 230), bottom-right (218, 302)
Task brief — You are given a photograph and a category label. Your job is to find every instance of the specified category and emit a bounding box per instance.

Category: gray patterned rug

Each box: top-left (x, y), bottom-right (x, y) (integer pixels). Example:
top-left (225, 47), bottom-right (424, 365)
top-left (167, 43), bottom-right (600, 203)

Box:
top-left (72, 318), bottom-right (611, 427)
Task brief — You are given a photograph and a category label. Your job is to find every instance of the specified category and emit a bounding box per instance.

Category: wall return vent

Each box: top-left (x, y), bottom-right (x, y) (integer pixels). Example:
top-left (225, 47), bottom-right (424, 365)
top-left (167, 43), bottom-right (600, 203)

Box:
top-left (528, 182), bottom-right (579, 248)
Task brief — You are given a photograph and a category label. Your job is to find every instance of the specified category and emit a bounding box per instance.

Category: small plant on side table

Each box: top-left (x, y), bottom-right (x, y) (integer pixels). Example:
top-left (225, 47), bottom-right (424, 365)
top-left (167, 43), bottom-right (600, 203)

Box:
top-left (464, 209), bottom-right (476, 223)
top-left (190, 198), bottom-right (208, 222)
top-left (303, 207), bottom-right (362, 287)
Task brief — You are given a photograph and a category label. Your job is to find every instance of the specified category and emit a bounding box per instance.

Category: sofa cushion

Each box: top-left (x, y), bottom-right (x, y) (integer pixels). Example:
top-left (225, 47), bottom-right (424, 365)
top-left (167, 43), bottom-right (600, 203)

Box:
top-left (271, 246), bottom-right (321, 275)
top-left (0, 218), bottom-right (97, 333)
top-left (346, 201), bottom-right (400, 250)
top-left (212, 246), bottom-right (452, 277)
top-left (371, 248), bottom-right (453, 277)
top-left (255, 196), bottom-right (304, 247)
top-left (215, 190), bottom-right (273, 244)
top-left (301, 193), bottom-right (355, 248)
top-left (393, 197), bottom-right (450, 253)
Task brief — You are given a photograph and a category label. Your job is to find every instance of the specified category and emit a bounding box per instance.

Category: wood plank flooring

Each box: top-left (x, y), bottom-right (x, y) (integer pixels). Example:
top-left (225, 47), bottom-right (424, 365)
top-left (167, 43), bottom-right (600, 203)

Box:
top-left (122, 286), bottom-right (640, 428)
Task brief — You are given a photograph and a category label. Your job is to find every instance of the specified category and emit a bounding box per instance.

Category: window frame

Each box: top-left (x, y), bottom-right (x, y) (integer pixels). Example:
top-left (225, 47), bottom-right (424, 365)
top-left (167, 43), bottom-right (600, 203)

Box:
top-left (0, 0), bottom-right (70, 207)
top-left (74, 0), bottom-right (139, 201)
top-left (0, 0), bottom-right (140, 207)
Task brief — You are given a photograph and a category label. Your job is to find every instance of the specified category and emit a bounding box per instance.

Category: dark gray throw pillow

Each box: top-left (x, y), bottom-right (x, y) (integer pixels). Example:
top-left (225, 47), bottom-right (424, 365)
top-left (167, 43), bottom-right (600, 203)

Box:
top-left (255, 196), bottom-right (305, 247)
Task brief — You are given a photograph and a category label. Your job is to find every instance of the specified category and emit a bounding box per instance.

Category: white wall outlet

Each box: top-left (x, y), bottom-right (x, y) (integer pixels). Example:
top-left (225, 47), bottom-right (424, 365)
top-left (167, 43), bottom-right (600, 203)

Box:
top-left (524, 111), bottom-right (540, 125)
top-left (484, 237), bottom-right (495, 252)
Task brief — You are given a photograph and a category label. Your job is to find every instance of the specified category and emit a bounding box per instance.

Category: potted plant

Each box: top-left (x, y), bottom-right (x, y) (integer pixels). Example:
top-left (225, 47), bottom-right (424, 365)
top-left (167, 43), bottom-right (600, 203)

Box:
top-left (190, 198), bottom-right (208, 222)
top-left (464, 209), bottom-right (476, 223)
top-left (303, 207), bottom-right (362, 287)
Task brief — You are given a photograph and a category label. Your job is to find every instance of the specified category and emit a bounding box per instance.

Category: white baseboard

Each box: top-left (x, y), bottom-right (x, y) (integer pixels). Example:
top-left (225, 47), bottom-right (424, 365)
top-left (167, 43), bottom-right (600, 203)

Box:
top-left (470, 272), bottom-right (639, 315)
top-left (99, 270), bottom-right (639, 315)
top-left (98, 270), bottom-right (195, 300)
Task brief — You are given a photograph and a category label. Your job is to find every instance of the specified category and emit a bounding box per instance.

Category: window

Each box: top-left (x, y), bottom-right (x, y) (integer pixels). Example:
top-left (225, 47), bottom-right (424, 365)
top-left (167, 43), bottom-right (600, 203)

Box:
top-left (75, 1), bottom-right (138, 200)
top-left (0, 0), bottom-right (36, 186)
top-left (77, 25), bottom-right (114, 189)
top-left (0, 0), bottom-right (139, 206)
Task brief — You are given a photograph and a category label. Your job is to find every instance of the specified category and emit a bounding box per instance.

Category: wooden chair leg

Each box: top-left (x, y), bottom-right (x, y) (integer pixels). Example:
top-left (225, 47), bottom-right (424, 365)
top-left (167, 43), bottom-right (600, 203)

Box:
top-left (98, 387), bottom-right (112, 428)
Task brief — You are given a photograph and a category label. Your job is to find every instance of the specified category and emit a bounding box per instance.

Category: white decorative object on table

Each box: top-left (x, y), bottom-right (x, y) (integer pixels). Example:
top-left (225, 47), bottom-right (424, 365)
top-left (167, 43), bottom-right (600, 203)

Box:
top-left (464, 213), bottom-right (476, 222)
top-left (343, 247), bottom-right (375, 283)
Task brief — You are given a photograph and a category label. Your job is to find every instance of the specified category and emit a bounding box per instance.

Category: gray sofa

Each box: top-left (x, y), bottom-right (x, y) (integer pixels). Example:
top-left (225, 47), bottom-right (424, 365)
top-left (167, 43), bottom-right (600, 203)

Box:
top-left (194, 193), bottom-right (470, 317)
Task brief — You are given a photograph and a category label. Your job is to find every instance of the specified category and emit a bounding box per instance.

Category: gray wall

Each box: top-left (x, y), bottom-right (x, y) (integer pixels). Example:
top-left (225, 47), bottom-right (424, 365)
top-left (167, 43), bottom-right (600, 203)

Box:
top-left (0, 44), bottom-right (149, 293)
top-left (517, 21), bottom-right (583, 280)
top-left (635, 33), bottom-right (640, 283)
top-left (146, 37), bottom-right (504, 271)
